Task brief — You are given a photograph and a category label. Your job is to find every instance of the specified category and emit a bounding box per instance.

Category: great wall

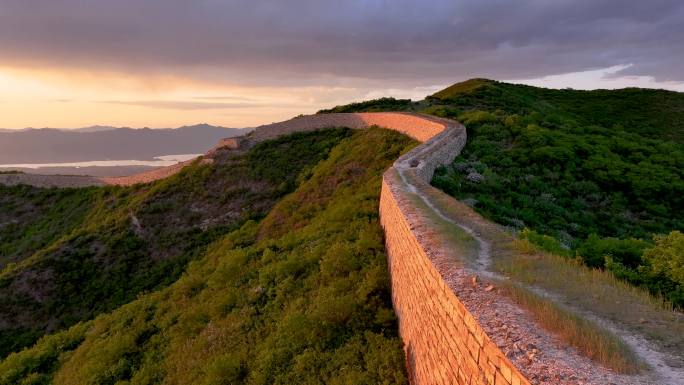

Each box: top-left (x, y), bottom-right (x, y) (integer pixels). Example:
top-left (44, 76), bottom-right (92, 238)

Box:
top-left (1, 112), bottom-right (681, 384)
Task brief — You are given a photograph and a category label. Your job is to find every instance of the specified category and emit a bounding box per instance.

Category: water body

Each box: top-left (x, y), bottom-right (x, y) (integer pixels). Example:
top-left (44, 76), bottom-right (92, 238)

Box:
top-left (0, 154), bottom-right (202, 169)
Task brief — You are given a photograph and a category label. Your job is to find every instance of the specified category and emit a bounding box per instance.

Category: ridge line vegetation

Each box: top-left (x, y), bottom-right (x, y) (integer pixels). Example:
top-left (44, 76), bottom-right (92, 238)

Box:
top-left (0, 128), bottom-right (353, 358)
top-left (321, 78), bottom-right (684, 308)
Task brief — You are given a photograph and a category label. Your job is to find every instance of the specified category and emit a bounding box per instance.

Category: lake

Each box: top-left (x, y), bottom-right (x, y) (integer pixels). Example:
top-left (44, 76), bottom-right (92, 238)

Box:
top-left (0, 154), bottom-right (202, 169)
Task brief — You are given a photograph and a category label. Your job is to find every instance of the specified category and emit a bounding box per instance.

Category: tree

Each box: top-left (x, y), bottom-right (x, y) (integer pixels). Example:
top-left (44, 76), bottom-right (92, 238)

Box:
top-left (643, 231), bottom-right (684, 285)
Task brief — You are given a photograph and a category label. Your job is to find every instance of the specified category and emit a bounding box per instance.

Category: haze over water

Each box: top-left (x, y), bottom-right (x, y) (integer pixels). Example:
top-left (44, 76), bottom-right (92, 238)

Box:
top-left (0, 154), bottom-right (202, 170)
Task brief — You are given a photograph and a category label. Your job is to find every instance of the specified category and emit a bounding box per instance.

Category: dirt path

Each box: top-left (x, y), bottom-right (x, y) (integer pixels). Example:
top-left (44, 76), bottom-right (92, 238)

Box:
top-left (392, 138), bottom-right (683, 384)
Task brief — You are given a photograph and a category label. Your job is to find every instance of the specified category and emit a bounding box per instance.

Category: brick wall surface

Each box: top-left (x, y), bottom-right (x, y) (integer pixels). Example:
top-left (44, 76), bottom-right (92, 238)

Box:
top-left (248, 112), bottom-right (445, 143)
top-left (381, 175), bottom-right (530, 385)
top-left (376, 114), bottom-right (532, 385)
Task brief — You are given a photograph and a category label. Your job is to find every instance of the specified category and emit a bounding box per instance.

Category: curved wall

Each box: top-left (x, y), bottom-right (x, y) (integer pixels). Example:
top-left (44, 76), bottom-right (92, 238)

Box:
top-left (0, 112), bottom-right (531, 384)
top-left (247, 112), bottom-right (446, 143)
top-left (240, 112), bottom-right (532, 384)
top-left (377, 115), bottom-right (531, 385)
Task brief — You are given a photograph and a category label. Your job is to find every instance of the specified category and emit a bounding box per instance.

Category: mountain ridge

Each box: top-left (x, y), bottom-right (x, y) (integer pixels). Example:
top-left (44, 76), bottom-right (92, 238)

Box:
top-left (0, 123), bottom-right (233, 132)
top-left (0, 124), bottom-right (250, 164)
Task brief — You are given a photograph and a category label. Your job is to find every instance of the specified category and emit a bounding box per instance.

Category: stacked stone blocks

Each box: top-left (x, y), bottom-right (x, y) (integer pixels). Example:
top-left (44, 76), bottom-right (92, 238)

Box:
top-left (378, 115), bottom-right (531, 385)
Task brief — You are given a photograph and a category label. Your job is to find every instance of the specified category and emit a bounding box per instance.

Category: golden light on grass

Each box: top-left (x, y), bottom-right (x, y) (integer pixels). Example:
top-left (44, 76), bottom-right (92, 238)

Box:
top-left (498, 281), bottom-right (641, 374)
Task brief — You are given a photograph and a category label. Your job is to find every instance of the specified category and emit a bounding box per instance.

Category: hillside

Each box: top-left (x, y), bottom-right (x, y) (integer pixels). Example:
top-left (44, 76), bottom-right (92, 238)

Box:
top-left (430, 78), bottom-right (684, 143)
top-left (0, 127), bottom-right (414, 385)
top-left (0, 165), bottom-right (162, 178)
top-left (1, 82), bottom-right (682, 384)
top-left (0, 128), bottom-right (352, 357)
top-left (0, 125), bottom-right (246, 164)
top-left (321, 79), bottom-right (684, 307)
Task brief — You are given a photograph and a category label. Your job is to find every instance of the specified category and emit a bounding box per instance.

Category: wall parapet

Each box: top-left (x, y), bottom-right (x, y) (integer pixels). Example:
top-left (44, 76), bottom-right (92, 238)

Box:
top-left (376, 114), bottom-right (532, 385)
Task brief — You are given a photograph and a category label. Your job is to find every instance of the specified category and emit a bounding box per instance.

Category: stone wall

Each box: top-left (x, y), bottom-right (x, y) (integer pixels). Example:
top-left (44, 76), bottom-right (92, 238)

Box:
top-left (378, 115), bottom-right (531, 384)
top-left (253, 112), bottom-right (531, 384)
top-left (247, 112), bottom-right (445, 143)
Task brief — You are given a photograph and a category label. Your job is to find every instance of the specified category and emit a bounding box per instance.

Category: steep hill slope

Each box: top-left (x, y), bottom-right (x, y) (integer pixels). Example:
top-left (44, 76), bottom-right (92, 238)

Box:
top-left (0, 127), bottom-right (414, 385)
top-left (430, 78), bottom-right (684, 143)
top-left (322, 79), bottom-right (684, 307)
top-left (0, 128), bottom-right (352, 357)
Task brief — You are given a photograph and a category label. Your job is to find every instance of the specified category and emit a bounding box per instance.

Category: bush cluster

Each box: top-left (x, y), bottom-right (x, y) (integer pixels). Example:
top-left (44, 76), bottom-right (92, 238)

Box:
top-left (0, 129), bottom-right (352, 357)
top-left (427, 81), bottom-right (684, 307)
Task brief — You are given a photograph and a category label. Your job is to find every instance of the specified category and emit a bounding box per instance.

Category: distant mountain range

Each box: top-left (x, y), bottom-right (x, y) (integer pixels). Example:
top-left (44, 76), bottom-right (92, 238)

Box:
top-left (0, 124), bottom-right (249, 163)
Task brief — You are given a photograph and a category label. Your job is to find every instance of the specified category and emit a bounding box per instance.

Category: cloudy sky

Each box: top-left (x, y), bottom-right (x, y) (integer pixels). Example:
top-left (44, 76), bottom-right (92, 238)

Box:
top-left (1, 0), bottom-right (683, 128)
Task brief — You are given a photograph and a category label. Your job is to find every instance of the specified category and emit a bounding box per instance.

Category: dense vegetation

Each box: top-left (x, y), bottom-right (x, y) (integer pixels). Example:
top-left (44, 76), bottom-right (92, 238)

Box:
top-left (0, 186), bottom-right (98, 267)
top-left (318, 97), bottom-right (412, 113)
top-left (0, 127), bottom-right (413, 385)
top-left (430, 79), bottom-right (684, 143)
top-left (0, 129), bottom-right (352, 357)
top-left (324, 79), bottom-right (684, 307)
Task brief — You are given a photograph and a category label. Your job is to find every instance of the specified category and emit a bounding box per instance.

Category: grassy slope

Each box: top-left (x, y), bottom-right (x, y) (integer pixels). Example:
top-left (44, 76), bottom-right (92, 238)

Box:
top-left (317, 97), bottom-right (413, 114)
top-left (0, 129), bottom-right (352, 358)
top-left (0, 127), bottom-right (414, 385)
top-left (430, 78), bottom-right (684, 143)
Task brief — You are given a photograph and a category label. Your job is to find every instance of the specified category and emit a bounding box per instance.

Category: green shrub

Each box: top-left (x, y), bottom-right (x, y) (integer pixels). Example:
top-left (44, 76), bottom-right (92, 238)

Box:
top-left (643, 231), bottom-right (684, 285)
top-left (519, 228), bottom-right (573, 258)
top-left (577, 235), bottom-right (649, 269)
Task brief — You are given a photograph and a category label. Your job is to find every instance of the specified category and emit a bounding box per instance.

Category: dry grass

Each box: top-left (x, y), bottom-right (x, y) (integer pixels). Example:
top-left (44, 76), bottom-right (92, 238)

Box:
top-left (403, 189), bottom-right (477, 267)
top-left (499, 281), bottom-right (641, 374)
top-left (402, 182), bottom-right (684, 372)
top-left (508, 239), bottom-right (673, 312)
top-left (501, 239), bottom-right (680, 332)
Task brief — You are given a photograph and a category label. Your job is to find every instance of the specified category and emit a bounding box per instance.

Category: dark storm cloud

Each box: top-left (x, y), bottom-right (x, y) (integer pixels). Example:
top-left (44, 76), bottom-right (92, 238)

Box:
top-left (0, 0), bottom-right (682, 85)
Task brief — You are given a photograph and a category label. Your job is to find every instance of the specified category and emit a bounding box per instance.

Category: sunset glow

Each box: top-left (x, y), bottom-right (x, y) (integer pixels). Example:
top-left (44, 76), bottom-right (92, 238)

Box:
top-left (1, 1), bottom-right (683, 129)
top-left (0, 66), bottom-right (333, 128)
